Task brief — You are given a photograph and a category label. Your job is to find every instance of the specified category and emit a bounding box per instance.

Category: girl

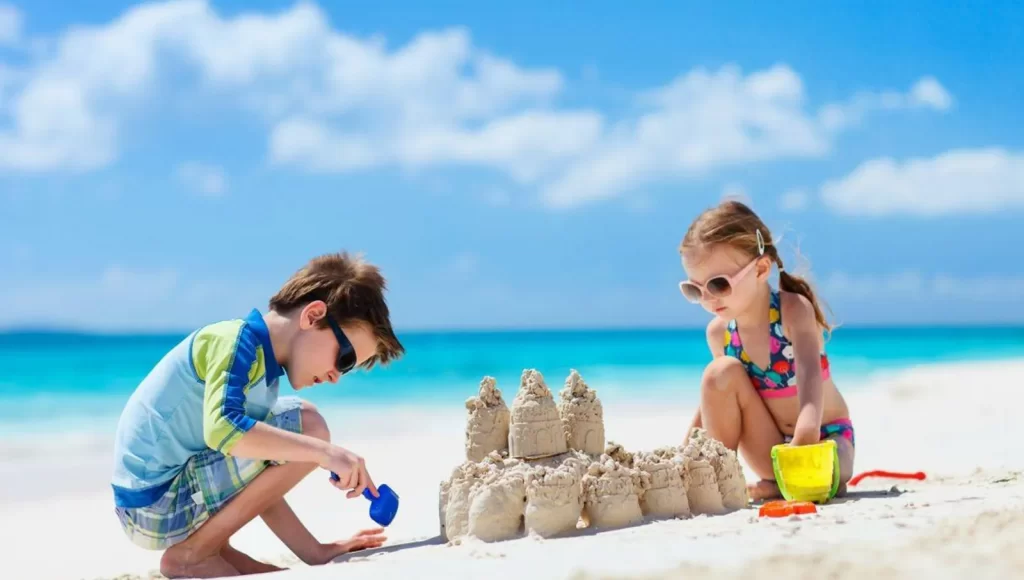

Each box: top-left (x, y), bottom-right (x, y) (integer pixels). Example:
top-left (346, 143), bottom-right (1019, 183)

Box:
top-left (678, 200), bottom-right (854, 500)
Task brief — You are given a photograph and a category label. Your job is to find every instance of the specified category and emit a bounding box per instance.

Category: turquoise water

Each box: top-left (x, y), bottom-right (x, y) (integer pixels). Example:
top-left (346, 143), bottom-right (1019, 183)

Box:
top-left (2, 326), bottom-right (1023, 436)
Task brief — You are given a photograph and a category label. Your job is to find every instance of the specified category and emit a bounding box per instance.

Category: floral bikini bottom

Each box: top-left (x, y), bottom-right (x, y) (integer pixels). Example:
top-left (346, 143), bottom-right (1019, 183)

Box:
top-left (782, 417), bottom-right (856, 448)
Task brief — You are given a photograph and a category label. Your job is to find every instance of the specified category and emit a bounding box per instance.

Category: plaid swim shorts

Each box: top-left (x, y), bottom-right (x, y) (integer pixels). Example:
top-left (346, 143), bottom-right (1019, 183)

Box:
top-left (114, 396), bottom-right (304, 550)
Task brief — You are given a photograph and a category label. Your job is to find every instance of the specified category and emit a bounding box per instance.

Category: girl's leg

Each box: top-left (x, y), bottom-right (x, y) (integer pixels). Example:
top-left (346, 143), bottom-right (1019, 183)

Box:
top-left (828, 434), bottom-right (855, 497)
top-left (699, 357), bottom-right (784, 499)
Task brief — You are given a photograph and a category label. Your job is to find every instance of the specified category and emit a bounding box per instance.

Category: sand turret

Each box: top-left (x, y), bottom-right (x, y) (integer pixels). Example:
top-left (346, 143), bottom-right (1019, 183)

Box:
top-left (558, 370), bottom-right (606, 455)
top-left (509, 370), bottom-right (568, 459)
top-left (582, 456), bottom-right (644, 529)
top-left (523, 461), bottom-right (584, 538)
top-left (686, 429), bottom-right (748, 511)
top-left (635, 451), bottom-right (691, 519)
top-left (465, 376), bottom-right (511, 462)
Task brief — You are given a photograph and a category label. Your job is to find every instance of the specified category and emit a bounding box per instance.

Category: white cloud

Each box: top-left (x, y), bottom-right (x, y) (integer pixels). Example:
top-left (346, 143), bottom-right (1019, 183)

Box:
top-left (780, 188), bottom-right (809, 212)
top-left (0, 1), bottom-right (953, 212)
top-left (270, 109), bottom-right (602, 181)
top-left (541, 66), bottom-right (950, 208)
top-left (0, 4), bottom-right (21, 46)
top-left (0, 1), bottom-right (579, 178)
top-left (909, 76), bottom-right (953, 110)
top-left (176, 161), bottom-right (227, 196)
top-left (821, 148), bottom-right (1024, 216)
top-left (817, 76), bottom-right (952, 132)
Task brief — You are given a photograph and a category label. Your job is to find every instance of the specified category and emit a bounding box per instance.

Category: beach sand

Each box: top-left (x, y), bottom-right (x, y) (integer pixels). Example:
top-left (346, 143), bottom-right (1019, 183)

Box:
top-left (2, 359), bottom-right (1022, 580)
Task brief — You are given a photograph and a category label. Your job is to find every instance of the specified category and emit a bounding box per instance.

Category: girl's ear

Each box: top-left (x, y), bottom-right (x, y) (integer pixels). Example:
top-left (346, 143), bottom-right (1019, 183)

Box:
top-left (755, 256), bottom-right (773, 281)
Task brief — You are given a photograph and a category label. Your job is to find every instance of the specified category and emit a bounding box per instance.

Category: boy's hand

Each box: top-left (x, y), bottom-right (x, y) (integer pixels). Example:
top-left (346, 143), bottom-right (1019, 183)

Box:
top-left (308, 528), bottom-right (387, 565)
top-left (320, 445), bottom-right (378, 499)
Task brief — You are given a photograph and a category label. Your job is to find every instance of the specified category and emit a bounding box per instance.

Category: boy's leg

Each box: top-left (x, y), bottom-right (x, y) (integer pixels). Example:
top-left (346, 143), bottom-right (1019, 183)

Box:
top-left (160, 401), bottom-right (328, 579)
top-left (220, 543), bottom-right (283, 575)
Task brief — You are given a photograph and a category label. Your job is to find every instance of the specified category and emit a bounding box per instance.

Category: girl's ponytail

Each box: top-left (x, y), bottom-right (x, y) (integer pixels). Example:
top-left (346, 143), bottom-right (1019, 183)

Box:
top-left (770, 249), bottom-right (833, 337)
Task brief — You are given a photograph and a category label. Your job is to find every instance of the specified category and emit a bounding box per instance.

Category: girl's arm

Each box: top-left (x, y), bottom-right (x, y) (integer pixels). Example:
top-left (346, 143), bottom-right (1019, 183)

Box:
top-left (782, 293), bottom-right (826, 445)
top-left (687, 318), bottom-right (728, 437)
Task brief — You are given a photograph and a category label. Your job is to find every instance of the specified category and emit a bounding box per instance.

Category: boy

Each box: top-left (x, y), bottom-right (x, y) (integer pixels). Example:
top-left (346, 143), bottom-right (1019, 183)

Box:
top-left (111, 252), bottom-right (406, 578)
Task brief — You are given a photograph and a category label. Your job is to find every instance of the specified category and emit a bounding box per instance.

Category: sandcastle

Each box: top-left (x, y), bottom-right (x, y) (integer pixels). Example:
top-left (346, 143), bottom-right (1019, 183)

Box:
top-left (441, 368), bottom-right (750, 544)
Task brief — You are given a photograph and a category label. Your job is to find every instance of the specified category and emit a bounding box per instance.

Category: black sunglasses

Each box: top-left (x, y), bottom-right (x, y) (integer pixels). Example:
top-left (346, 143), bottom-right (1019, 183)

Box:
top-left (325, 316), bottom-right (358, 376)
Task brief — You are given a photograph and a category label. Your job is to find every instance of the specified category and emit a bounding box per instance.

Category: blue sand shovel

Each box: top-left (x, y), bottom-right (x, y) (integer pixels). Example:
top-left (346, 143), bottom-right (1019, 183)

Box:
top-left (330, 472), bottom-right (400, 526)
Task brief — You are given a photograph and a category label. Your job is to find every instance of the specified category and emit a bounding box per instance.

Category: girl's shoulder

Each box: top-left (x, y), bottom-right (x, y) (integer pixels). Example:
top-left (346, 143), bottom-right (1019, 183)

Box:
top-left (778, 289), bottom-right (816, 321)
top-left (778, 289), bottom-right (826, 345)
top-left (705, 316), bottom-right (730, 356)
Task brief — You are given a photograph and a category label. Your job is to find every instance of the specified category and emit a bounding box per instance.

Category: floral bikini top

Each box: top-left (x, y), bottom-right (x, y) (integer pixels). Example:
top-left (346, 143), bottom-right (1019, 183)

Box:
top-left (723, 289), bottom-right (831, 399)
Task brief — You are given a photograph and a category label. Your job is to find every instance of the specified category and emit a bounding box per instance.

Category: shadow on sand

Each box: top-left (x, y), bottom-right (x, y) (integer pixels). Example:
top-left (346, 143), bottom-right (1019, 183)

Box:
top-left (332, 535), bottom-right (447, 563)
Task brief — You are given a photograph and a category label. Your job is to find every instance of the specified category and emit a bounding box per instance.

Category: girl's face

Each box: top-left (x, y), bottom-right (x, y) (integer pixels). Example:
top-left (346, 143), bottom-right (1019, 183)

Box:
top-left (680, 244), bottom-right (771, 318)
top-left (284, 302), bottom-right (378, 390)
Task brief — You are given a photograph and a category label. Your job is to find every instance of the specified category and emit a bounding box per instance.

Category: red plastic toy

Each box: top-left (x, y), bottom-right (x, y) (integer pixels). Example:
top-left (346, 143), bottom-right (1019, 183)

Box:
top-left (758, 500), bottom-right (818, 518)
top-left (848, 470), bottom-right (926, 487)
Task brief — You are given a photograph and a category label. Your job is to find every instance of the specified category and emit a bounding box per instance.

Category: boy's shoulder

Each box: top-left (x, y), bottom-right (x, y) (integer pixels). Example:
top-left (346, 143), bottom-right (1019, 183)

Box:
top-left (188, 309), bottom-right (280, 385)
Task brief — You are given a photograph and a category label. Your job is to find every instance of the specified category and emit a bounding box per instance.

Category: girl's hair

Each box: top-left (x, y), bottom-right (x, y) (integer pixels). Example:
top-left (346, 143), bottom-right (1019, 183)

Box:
top-left (679, 200), bottom-right (833, 334)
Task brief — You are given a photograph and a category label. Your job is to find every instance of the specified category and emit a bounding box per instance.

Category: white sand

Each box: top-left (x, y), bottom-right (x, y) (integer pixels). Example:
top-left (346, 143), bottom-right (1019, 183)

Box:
top-left (2, 359), bottom-right (1023, 580)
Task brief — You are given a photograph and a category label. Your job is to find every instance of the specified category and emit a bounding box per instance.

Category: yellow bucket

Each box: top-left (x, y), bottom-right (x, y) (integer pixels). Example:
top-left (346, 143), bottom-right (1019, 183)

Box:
top-left (770, 439), bottom-right (840, 504)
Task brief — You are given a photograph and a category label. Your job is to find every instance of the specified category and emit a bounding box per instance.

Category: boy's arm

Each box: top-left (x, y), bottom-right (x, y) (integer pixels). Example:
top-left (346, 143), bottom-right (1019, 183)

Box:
top-left (197, 323), bottom-right (374, 496)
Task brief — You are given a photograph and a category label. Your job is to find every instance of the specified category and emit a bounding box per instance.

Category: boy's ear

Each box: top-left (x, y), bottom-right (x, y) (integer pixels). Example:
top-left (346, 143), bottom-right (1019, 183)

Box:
top-left (298, 300), bottom-right (328, 329)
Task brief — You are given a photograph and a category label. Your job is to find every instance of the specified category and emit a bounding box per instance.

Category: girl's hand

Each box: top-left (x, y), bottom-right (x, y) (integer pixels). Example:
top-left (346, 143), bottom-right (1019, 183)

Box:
top-left (789, 420), bottom-right (822, 446)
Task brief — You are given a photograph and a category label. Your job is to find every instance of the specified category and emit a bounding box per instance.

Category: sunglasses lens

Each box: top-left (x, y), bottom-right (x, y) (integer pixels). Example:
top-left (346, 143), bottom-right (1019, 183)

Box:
top-left (680, 283), bottom-right (703, 303)
top-left (327, 316), bottom-right (358, 375)
top-left (706, 277), bottom-right (732, 298)
top-left (337, 350), bottom-right (357, 375)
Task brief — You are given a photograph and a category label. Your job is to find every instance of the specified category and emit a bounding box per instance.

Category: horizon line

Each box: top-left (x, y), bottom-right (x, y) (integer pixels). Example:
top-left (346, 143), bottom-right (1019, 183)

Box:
top-left (2, 320), bottom-right (1024, 337)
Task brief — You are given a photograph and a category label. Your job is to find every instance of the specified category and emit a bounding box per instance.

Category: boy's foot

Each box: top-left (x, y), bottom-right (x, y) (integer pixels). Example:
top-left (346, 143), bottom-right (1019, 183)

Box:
top-left (161, 547), bottom-right (239, 579)
top-left (747, 479), bottom-right (782, 501)
top-left (221, 544), bottom-right (284, 575)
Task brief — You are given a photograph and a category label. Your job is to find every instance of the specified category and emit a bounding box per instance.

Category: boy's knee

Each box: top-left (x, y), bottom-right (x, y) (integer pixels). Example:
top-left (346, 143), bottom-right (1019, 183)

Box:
top-left (299, 401), bottom-right (331, 442)
top-left (701, 357), bottom-right (747, 395)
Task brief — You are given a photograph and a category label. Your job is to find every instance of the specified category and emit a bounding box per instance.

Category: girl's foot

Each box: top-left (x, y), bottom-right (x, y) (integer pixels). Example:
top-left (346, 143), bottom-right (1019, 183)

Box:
top-left (747, 479), bottom-right (782, 501)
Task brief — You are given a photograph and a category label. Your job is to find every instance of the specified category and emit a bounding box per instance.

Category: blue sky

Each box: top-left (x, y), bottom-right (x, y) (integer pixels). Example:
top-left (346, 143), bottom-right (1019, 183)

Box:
top-left (0, 0), bottom-right (1021, 331)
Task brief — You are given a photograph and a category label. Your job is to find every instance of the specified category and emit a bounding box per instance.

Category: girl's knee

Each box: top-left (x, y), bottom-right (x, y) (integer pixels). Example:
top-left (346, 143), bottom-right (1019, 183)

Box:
top-left (299, 401), bottom-right (331, 442)
top-left (701, 357), bottom-right (749, 395)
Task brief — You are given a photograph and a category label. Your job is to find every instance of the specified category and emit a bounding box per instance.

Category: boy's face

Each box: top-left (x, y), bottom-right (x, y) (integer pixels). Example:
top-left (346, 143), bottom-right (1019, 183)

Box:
top-left (286, 302), bottom-right (379, 390)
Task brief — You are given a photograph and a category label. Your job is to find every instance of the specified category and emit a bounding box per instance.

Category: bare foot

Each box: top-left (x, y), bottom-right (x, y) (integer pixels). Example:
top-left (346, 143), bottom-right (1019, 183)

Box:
top-left (747, 479), bottom-right (782, 501)
top-left (161, 546), bottom-right (239, 578)
top-left (221, 544), bottom-right (284, 575)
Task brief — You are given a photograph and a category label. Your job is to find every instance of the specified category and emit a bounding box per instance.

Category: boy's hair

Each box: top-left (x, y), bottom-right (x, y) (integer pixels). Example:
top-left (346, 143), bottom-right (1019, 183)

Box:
top-left (679, 200), bottom-right (833, 335)
top-left (269, 252), bottom-right (405, 369)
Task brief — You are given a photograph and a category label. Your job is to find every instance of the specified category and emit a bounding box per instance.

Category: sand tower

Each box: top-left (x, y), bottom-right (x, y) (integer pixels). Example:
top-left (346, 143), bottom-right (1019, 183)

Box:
top-left (508, 369), bottom-right (569, 459)
top-left (558, 369), bottom-right (606, 455)
top-left (464, 376), bottom-right (511, 462)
